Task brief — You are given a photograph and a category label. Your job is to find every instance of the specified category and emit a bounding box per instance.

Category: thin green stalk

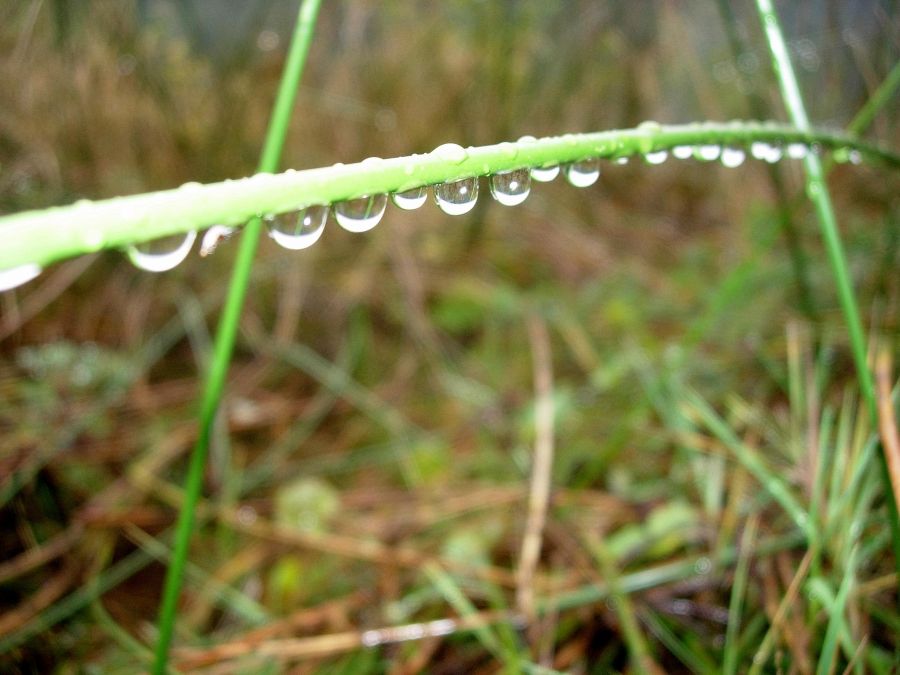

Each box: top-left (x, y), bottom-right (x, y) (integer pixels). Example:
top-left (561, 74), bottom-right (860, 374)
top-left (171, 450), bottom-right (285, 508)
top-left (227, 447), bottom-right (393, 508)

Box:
top-left (722, 516), bottom-right (758, 675)
top-left (847, 59), bottom-right (900, 137)
top-left (151, 1), bottom-right (322, 673)
top-left (754, 0), bottom-right (900, 575)
top-left (2, 124), bottom-right (898, 272)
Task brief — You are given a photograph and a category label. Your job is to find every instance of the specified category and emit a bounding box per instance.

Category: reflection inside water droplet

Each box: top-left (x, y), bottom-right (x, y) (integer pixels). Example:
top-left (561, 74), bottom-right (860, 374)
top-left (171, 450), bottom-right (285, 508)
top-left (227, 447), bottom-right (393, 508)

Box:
top-left (333, 194), bottom-right (387, 233)
top-left (489, 169), bottom-right (531, 206)
top-left (391, 187), bottom-right (427, 210)
top-left (644, 150), bottom-right (668, 165)
top-left (0, 263), bottom-right (42, 292)
top-left (672, 145), bottom-right (693, 159)
top-left (564, 159), bottom-right (600, 187)
top-left (266, 205), bottom-right (328, 249)
top-left (127, 231), bottom-right (197, 272)
top-left (434, 177), bottom-right (479, 215)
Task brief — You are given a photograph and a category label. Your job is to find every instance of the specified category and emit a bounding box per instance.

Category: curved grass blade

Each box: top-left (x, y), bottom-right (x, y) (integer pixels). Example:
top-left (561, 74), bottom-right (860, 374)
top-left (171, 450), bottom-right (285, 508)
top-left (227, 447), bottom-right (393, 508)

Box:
top-left (1, 124), bottom-right (897, 273)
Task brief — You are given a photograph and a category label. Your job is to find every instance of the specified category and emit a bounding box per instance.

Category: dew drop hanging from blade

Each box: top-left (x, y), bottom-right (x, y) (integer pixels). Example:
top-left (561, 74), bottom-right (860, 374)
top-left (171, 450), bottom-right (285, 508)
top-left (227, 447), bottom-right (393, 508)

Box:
top-left (126, 232), bottom-right (197, 272)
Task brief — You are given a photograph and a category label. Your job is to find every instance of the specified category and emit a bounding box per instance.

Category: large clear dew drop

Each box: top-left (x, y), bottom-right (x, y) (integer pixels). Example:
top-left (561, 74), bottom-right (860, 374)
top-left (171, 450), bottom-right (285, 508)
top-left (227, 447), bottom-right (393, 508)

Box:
top-left (0, 263), bottom-right (42, 292)
top-left (126, 231), bottom-right (197, 272)
top-left (643, 150), bottom-right (668, 165)
top-left (563, 158), bottom-right (600, 187)
top-left (489, 169), bottom-right (531, 206)
top-left (434, 177), bottom-right (479, 215)
top-left (530, 164), bottom-right (559, 182)
top-left (265, 206), bottom-right (328, 249)
top-left (672, 145), bottom-right (694, 159)
top-left (391, 186), bottom-right (427, 210)
top-left (333, 194), bottom-right (387, 233)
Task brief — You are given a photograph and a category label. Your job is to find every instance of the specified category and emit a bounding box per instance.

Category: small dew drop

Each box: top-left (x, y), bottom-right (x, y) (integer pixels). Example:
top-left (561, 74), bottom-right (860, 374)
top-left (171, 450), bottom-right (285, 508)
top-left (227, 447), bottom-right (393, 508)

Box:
top-left (200, 225), bottom-right (236, 256)
top-left (751, 142), bottom-right (783, 163)
top-left (489, 168), bottom-right (531, 206)
top-left (498, 142), bottom-right (518, 159)
top-left (434, 177), bottom-right (479, 215)
top-left (333, 194), bottom-right (387, 233)
top-left (517, 135), bottom-right (537, 144)
top-left (391, 186), bottom-right (428, 211)
top-left (694, 145), bottom-right (721, 162)
top-left (720, 147), bottom-right (746, 168)
top-left (786, 143), bottom-right (808, 159)
top-left (643, 150), bottom-right (668, 165)
top-left (848, 149), bottom-right (862, 165)
top-left (564, 158), bottom-right (600, 187)
top-left (530, 164), bottom-right (559, 182)
top-left (432, 142), bottom-right (468, 165)
top-left (266, 205), bottom-right (328, 249)
top-left (672, 145), bottom-right (693, 160)
top-left (0, 263), bottom-right (42, 292)
top-left (615, 156), bottom-right (629, 165)
top-left (127, 231), bottom-right (197, 272)
top-left (694, 557), bottom-right (712, 575)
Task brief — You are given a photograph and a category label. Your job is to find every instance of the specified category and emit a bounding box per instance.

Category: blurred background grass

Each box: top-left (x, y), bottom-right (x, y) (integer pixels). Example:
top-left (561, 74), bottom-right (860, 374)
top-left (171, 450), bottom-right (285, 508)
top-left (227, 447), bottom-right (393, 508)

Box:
top-left (0, 1), bottom-right (898, 672)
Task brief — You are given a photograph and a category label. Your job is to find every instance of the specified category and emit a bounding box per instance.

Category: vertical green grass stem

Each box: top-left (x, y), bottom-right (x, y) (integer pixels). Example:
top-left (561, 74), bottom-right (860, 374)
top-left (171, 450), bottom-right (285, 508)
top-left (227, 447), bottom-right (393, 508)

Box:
top-left (151, 1), bottom-right (323, 672)
top-left (754, 0), bottom-right (900, 574)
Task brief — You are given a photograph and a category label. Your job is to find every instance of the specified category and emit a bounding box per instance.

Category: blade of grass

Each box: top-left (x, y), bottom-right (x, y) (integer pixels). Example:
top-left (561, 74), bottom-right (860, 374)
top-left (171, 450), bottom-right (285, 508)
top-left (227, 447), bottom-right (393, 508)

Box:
top-left (722, 515), bottom-right (758, 675)
top-left (151, 1), bottom-right (323, 672)
top-left (2, 124), bottom-right (898, 272)
top-left (816, 546), bottom-right (859, 675)
top-left (754, 0), bottom-right (900, 573)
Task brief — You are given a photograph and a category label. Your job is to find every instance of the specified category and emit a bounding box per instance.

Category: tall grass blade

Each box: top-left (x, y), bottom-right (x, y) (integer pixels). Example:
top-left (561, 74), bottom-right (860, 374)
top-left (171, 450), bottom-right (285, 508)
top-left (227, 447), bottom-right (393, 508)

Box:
top-left (754, 0), bottom-right (900, 573)
top-left (151, 1), bottom-right (323, 672)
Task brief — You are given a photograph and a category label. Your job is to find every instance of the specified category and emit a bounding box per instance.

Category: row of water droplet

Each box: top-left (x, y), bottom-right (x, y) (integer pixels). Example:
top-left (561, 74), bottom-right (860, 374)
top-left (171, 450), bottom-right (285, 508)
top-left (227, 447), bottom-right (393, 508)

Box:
top-left (0, 139), bottom-right (865, 290)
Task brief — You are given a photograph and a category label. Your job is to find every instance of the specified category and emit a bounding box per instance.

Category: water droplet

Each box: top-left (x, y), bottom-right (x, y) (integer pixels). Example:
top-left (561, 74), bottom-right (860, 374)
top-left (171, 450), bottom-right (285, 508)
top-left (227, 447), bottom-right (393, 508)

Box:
top-left (391, 187), bottom-right (428, 210)
top-left (694, 145), bottom-right (721, 162)
top-left (498, 142), bottom-right (518, 159)
top-left (643, 150), bottom-right (668, 165)
top-left (751, 142), bottom-right (782, 163)
top-left (434, 177), bottom-right (479, 215)
top-left (564, 159), bottom-right (600, 187)
top-left (0, 263), bottom-right (41, 292)
top-left (786, 143), bottom-right (808, 159)
top-left (672, 145), bottom-right (693, 160)
top-left (615, 156), bottom-right (629, 165)
top-left (333, 194), bottom-right (387, 233)
top-left (637, 120), bottom-right (662, 134)
top-left (266, 205), bottom-right (328, 249)
top-left (200, 225), bottom-right (236, 256)
top-left (489, 169), bottom-right (531, 206)
top-left (432, 142), bottom-right (468, 165)
top-left (530, 164), bottom-right (559, 182)
top-left (126, 231), bottom-right (197, 272)
top-left (848, 149), bottom-right (862, 165)
top-left (720, 147), bottom-right (746, 168)
top-left (694, 557), bottom-right (712, 575)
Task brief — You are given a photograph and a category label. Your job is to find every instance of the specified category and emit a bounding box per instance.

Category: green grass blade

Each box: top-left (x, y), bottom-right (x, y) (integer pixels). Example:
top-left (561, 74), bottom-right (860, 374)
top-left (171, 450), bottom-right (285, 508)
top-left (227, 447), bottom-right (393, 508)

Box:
top-left (151, 1), bottom-right (323, 673)
top-left (754, 0), bottom-right (900, 575)
top-left (722, 516), bottom-right (758, 675)
top-left (1, 124), bottom-right (898, 272)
